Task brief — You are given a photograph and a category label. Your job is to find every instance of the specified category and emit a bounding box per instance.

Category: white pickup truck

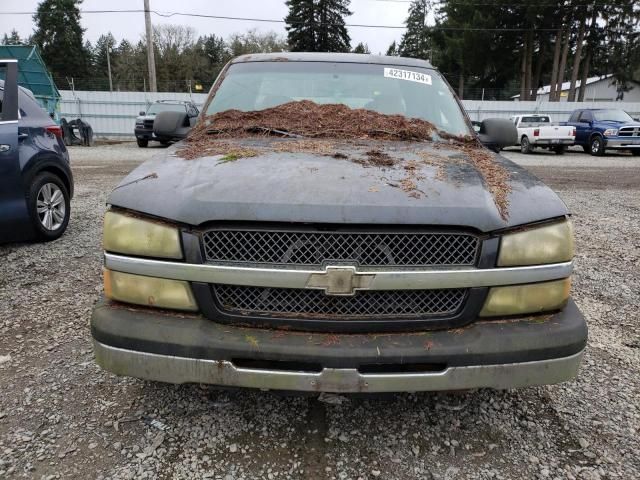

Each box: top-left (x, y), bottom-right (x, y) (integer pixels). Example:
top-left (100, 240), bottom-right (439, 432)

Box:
top-left (510, 114), bottom-right (575, 154)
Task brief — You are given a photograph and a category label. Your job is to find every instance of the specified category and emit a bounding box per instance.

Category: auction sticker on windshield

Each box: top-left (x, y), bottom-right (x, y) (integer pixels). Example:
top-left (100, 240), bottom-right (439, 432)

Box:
top-left (384, 68), bottom-right (432, 85)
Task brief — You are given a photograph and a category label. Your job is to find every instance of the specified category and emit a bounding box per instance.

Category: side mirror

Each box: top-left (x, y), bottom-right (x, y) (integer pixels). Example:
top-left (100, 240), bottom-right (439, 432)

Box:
top-left (475, 118), bottom-right (517, 153)
top-left (139, 111), bottom-right (146, 116)
top-left (153, 110), bottom-right (192, 141)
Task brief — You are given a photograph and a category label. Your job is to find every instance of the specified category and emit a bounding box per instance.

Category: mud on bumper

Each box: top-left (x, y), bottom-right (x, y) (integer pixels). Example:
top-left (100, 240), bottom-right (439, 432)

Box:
top-left (91, 299), bottom-right (587, 393)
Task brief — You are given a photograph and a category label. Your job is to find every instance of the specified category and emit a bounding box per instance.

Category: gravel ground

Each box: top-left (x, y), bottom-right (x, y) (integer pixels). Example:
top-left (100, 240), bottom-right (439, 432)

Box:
top-left (0, 143), bottom-right (638, 480)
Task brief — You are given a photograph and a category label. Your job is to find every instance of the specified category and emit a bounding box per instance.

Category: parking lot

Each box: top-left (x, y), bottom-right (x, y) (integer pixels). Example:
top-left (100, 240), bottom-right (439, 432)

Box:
top-left (0, 144), bottom-right (638, 480)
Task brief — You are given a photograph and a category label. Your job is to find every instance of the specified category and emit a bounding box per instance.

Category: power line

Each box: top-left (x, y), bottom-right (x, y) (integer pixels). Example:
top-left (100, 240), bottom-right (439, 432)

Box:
top-left (3, 4), bottom-right (637, 32)
top-left (0, 9), bottom-right (572, 31)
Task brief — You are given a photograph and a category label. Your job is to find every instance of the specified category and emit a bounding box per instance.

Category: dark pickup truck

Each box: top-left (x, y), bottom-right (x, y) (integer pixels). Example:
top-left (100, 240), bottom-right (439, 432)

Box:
top-left (91, 53), bottom-right (587, 393)
top-left (134, 100), bottom-right (199, 148)
top-left (566, 108), bottom-right (640, 156)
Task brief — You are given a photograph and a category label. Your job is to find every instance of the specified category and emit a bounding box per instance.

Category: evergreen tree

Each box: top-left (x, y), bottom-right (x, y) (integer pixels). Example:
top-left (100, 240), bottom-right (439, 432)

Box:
top-left (317, 0), bottom-right (351, 52)
top-left (285, 0), bottom-right (317, 52)
top-left (2, 30), bottom-right (24, 45)
top-left (112, 39), bottom-right (145, 91)
top-left (285, 0), bottom-right (352, 52)
top-left (202, 34), bottom-right (228, 65)
top-left (399, 0), bottom-right (431, 60)
top-left (352, 42), bottom-right (370, 54)
top-left (32, 0), bottom-right (90, 85)
top-left (385, 41), bottom-right (399, 56)
top-left (92, 33), bottom-right (116, 89)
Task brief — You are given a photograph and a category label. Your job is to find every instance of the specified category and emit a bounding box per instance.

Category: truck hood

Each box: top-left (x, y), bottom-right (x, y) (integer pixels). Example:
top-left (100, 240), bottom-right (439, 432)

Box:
top-left (107, 139), bottom-right (568, 233)
top-left (596, 120), bottom-right (640, 128)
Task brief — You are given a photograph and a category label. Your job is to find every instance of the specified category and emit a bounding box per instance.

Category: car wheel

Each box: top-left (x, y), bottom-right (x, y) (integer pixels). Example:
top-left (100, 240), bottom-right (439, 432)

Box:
top-left (590, 136), bottom-right (605, 156)
top-left (26, 172), bottom-right (71, 241)
top-left (553, 146), bottom-right (566, 155)
top-left (137, 138), bottom-right (149, 148)
top-left (520, 136), bottom-right (531, 154)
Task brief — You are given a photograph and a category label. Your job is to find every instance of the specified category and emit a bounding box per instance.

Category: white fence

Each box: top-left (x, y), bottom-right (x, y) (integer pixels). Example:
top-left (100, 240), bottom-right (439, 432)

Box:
top-left (58, 90), bottom-right (640, 138)
top-left (59, 90), bottom-right (209, 138)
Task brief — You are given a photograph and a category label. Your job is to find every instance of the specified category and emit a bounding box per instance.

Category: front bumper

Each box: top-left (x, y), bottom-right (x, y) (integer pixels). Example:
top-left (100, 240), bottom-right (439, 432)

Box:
top-left (604, 138), bottom-right (640, 149)
top-left (134, 127), bottom-right (154, 140)
top-left (91, 298), bottom-right (587, 392)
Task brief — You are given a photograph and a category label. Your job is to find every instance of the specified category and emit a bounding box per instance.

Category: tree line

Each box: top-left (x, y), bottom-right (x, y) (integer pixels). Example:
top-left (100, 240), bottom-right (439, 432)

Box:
top-left (419, 0), bottom-right (640, 101)
top-left (1, 0), bottom-right (638, 100)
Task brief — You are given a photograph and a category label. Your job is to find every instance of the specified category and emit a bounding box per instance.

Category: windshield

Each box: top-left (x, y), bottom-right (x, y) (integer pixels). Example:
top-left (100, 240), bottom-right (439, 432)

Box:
top-left (206, 62), bottom-right (471, 136)
top-left (521, 116), bottom-right (550, 123)
top-left (593, 110), bottom-right (633, 122)
top-left (147, 103), bottom-right (187, 115)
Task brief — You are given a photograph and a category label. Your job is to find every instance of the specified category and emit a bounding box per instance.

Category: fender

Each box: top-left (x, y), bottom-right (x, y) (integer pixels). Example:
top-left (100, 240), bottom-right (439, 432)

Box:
top-left (21, 152), bottom-right (74, 198)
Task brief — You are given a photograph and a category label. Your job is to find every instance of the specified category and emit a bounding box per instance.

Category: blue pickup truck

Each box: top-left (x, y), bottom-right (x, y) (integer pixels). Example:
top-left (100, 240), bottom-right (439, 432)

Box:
top-left (566, 108), bottom-right (640, 156)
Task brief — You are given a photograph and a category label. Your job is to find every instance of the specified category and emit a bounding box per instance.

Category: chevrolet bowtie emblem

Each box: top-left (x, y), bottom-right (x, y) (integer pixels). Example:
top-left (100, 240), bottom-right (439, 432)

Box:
top-left (306, 266), bottom-right (375, 296)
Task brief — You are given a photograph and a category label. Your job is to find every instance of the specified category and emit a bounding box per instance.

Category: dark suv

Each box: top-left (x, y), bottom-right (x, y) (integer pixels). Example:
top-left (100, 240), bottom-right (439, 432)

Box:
top-left (134, 100), bottom-right (199, 147)
top-left (0, 60), bottom-right (73, 243)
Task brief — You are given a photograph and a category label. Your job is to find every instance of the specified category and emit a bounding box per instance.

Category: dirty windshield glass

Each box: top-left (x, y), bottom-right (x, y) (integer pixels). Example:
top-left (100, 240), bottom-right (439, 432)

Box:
top-left (206, 62), bottom-right (470, 136)
top-left (147, 103), bottom-right (187, 115)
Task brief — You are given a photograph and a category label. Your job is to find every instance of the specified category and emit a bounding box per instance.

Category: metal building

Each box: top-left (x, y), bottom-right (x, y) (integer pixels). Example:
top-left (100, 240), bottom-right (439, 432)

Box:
top-left (513, 75), bottom-right (640, 102)
top-left (0, 44), bottom-right (60, 117)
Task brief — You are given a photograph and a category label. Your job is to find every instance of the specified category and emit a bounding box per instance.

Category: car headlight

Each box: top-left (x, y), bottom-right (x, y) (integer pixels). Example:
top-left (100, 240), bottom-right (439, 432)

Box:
top-left (480, 278), bottom-right (571, 317)
top-left (603, 129), bottom-right (618, 137)
top-left (498, 220), bottom-right (574, 267)
top-left (104, 269), bottom-right (197, 311)
top-left (103, 210), bottom-right (183, 259)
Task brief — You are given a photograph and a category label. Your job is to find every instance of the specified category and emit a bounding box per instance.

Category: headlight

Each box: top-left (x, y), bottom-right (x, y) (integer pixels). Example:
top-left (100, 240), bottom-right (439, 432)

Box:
top-left (104, 269), bottom-right (197, 311)
top-left (498, 220), bottom-right (574, 267)
top-left (603, 129), bottom-right (618, 137)
top-left (480, 278), bottom-right (571, 317)
top-left (103, 210), bottom-right (182, 259)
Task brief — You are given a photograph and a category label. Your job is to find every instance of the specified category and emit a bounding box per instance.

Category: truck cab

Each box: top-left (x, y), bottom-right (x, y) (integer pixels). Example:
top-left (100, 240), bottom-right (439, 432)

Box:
top-left (566, 108), bottom-right (640, 156)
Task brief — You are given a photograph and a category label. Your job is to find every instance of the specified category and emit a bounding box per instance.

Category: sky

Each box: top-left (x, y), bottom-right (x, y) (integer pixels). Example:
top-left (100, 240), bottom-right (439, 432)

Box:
top-left (0, 0), bottom-right (423, 54)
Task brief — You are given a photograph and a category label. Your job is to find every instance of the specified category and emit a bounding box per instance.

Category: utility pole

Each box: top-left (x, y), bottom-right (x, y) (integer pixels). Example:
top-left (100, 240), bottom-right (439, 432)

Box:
top-left (106, 44), bottom-right (113, 92)
top-left (144, 0), bottom-right (157, 92)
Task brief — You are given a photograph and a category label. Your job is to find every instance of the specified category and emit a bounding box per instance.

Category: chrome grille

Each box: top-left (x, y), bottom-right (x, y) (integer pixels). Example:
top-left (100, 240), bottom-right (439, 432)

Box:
top-left (213, 285), bottom-right (467, 318)
top-left (203, 230), bottom-right (480, 267)
top-left (618, 127), bottom-right (640, 137)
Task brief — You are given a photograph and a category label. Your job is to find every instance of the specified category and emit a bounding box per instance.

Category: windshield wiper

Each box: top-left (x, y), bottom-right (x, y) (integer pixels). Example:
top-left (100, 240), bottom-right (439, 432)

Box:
top-left (246, 126), bottom-right (304, 138)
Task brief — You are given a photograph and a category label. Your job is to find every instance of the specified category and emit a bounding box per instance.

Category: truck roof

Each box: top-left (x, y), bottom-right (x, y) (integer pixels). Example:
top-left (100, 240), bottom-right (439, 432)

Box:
top-left (230, 52), bottom-right (434, 69)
